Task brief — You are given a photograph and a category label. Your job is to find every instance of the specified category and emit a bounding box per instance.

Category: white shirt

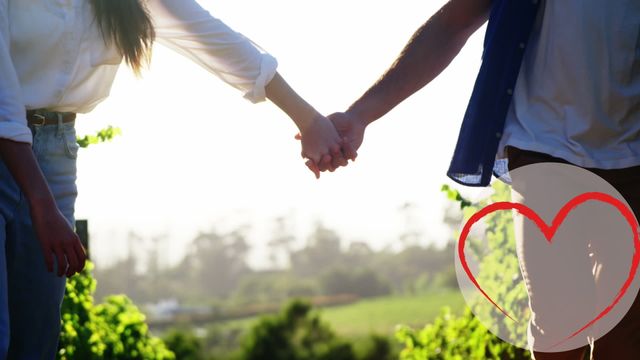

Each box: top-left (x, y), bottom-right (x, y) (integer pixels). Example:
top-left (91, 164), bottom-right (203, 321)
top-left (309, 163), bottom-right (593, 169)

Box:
top-left (0, 0), bottom-right (277, 144)
top-left (499, 0), bottom-right (640, 169)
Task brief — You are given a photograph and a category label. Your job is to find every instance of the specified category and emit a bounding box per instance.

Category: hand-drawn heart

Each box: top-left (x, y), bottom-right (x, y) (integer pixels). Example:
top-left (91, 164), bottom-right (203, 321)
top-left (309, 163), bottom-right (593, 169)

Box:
top-left (458, 191), bottom-right (640, 349)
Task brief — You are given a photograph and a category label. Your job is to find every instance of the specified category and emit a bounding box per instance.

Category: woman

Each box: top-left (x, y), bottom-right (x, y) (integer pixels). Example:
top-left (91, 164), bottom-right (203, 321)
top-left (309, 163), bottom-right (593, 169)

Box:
top-left (0, 0), bottom-right (350, 357)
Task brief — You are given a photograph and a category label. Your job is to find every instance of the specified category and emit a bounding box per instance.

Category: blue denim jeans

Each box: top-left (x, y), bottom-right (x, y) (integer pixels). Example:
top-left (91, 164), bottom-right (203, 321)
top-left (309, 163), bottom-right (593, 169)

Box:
top-left (0, 119), bottom-right (78, 359)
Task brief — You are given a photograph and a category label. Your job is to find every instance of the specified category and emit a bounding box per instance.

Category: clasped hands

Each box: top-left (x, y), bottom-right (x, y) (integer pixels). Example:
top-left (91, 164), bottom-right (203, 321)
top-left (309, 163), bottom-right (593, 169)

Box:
top-left (296, 111), bottom-right (367, 178)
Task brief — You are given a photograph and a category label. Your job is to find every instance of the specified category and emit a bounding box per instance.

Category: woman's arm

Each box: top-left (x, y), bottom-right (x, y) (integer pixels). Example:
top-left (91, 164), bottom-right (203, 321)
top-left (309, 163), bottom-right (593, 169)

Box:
top-left (147, 0), bottom-right (347, 176)
top-left (0, 13), bottom-right (86, 277)
top-left (0, 140), bottom-right (86, 277)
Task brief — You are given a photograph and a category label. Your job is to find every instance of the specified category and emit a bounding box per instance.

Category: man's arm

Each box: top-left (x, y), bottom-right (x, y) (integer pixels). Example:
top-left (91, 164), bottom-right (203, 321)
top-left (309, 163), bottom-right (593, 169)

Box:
top-left (350, 0), bottom-right (491, 123)
top-left (148, 0), bottom-right (345, 178)
top-left (322, 0), bottom-right (492, 171)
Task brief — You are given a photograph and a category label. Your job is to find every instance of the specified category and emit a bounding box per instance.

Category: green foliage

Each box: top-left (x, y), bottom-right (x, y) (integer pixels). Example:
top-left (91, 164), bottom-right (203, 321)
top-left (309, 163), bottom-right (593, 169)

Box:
top-left (395, 308), bottom-right (528, 360)
top-left (465, 182), bottom-right (529, 345)
top-left (163, 329), bottom-right (205, 360)
top-left (239, 300), bottom-right (357, 360)
top-left (354, 334), bottom-right (395, 360)
top-left (440, 185), bottom-right (472, 210)
top-left (77, 126), bottom-right (122, 148)
top-left (58, 261), bottom-right (175, 360)
top-left (395, 182), bottom-right (530, 359)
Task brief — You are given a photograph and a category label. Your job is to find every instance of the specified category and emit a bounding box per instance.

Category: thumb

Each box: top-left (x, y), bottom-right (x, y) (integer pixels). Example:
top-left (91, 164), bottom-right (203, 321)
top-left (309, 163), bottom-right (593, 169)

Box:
top-left (294, 132), bottom-right (302, 140)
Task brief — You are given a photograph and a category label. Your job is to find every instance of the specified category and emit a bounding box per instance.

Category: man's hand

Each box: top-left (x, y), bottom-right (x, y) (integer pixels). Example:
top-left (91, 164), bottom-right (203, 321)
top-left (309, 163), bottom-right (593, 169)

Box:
top-left (328, 111), bottom-right (365, 166)
top-left (30, 202), bottom-right (87, 278)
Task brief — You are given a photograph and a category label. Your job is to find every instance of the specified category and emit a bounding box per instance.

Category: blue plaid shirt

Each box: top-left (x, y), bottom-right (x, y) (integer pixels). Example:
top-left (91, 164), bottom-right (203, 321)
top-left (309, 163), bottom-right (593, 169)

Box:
top-left (447, 0), bottom-right (542, 186)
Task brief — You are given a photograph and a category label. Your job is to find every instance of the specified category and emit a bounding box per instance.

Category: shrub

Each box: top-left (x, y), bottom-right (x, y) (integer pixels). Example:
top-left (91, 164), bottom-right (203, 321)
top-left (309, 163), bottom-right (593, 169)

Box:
top-left (239, 300), bottom-right (357, 360)
top-left (58, 261), bottom-right (175, 360)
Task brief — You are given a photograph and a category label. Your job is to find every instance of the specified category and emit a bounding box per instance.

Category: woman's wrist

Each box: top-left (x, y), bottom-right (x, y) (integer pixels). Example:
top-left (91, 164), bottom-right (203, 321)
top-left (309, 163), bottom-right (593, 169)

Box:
top-left (294, 109), bottom-right (324, 134)
top-left (27, 193), bottom-right (58, 216)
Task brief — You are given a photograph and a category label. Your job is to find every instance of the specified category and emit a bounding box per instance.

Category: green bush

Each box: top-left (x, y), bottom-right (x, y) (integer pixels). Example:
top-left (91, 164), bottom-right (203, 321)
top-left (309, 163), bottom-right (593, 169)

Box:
top-left (58, 261), bottom-right (175, 360)
top-left (163, 329), bottom-right (205, 360)
top-left (395, 307), bottom-right (529, 360)
top-left (239, 300), bottom-right (357, 360)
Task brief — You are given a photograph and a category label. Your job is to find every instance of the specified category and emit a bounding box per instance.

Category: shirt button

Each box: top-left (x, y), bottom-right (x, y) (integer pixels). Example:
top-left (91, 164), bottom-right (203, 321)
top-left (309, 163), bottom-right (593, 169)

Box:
top-left (532, 0), bottom-right (538, 4)
top-left (519, 42), bottom-right (526, 49)
top-left (507, 89), bottom-right (513, 95)
top-left (496, 132), bottom-right (502, 138)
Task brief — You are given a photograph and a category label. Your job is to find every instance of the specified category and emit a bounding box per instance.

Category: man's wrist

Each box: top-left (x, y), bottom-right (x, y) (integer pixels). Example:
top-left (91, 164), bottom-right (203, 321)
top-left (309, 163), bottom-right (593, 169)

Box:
top-left (346, 106), bottom-right (374, 128)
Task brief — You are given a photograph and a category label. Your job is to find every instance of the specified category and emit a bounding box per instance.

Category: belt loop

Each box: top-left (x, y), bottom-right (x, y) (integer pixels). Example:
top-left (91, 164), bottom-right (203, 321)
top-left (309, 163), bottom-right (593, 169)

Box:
top-left (56, 112), bottom-right (64, 137)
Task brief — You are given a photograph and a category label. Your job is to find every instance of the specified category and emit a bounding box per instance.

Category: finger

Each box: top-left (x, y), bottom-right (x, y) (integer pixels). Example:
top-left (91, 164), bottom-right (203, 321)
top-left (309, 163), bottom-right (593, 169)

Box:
top-left (330, 144), bottom-right (347, 169)
top-left (341, 138), bottom-right (358, 161)
top-left (318, 154), bottom-right (333, 172)
top-left (68, 235), bottom-right (85, 275)
top-left (305, 159), bottom-right (320, 179)
top-left (66, 246), bottom-right (80, 278)
top-left (72, 242), bottom-right (87, 276)
top-left (329, 145), bottom-right (345, 169)
top-left (294, 133), bottom-right (302, 141)
top-left (54, 247), bottom-right (66, 277)
top-left (76, 241), bottom-right (88, 265)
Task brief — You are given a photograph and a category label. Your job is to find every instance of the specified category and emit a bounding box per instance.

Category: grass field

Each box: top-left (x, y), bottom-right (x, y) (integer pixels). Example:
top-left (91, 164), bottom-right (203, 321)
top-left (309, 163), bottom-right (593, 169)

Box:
top-left (221, 289), bottom-right (466, 338)
top-left (321, 290), bottom-right (466, 337)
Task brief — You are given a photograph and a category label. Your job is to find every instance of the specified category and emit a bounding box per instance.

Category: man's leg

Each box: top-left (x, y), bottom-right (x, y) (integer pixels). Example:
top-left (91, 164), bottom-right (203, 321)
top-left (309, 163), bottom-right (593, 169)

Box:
top-left (590, 168), bottom-right (640, 359)
top-left (506, 148), bottom-right (639, 360)
top-left (6, 121), bottom-right (78, 359)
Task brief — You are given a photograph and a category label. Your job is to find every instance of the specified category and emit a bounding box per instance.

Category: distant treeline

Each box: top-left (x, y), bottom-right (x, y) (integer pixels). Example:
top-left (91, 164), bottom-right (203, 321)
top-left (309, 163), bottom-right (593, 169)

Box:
top-left (93, 221), bottom-right (459, 308)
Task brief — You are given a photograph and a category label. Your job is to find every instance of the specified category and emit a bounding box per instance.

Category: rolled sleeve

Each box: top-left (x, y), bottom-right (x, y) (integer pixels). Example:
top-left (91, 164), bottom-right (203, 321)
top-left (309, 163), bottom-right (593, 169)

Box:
top-left (0, 3), bottom-right (30, 144)
top-left (243, 52), bottom-right (277, 103)
top-left (148, 0), bottom-right (278, 103)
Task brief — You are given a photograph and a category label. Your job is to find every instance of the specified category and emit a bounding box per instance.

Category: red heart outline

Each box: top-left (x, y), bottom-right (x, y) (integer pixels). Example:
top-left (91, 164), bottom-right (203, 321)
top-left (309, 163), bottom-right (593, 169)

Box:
top-left (458, 191), bottom-right (640, 349)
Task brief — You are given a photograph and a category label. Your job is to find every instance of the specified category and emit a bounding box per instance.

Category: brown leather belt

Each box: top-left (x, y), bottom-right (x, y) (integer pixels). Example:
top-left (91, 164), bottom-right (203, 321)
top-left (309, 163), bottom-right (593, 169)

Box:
top-left (26, 110), bottom-right (76, 126)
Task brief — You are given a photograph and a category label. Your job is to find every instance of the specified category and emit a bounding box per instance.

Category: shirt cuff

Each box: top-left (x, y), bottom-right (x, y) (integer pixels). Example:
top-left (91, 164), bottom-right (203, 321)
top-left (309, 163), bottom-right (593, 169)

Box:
top-left (0, 120), bottom-right (32, 144)
top-left (242, 53), bottom-right (278, 104)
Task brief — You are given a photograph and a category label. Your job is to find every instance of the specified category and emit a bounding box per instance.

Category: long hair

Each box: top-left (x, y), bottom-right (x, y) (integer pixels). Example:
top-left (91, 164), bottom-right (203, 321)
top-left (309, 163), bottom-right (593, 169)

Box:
top-left (92, 0), bottom-right (155, 74)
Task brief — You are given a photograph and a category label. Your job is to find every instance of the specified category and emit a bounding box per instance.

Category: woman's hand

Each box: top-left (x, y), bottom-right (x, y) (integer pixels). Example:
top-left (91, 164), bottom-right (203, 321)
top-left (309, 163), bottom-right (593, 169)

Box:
top-left (264, 73), bottom-right (353, 177)
top-left (30, 200), bottom-right (87, 278)
top-left (297, 114), bottom-right (343, 178)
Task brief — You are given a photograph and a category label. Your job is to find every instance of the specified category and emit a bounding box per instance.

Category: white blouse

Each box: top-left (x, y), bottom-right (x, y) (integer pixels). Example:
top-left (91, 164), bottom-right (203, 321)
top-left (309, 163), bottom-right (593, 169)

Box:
top-left (0, 0), bottom-right (278, 144)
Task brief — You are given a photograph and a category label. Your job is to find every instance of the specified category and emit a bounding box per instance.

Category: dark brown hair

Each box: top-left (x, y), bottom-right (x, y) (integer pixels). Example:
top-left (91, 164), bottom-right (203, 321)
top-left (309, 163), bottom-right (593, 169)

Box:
top-left (92, 0), bottom-right (155, 74)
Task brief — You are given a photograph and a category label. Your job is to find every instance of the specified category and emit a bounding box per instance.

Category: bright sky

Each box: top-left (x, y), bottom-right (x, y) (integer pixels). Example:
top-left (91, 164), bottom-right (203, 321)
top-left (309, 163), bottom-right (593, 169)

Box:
top-left (74, 0), bottom-right (488, 269)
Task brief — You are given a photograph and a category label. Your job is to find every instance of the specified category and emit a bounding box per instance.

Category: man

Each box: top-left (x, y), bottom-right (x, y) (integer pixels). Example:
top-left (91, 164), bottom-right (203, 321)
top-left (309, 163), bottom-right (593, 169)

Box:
top-left (315, 0), bottom-right (640, 358)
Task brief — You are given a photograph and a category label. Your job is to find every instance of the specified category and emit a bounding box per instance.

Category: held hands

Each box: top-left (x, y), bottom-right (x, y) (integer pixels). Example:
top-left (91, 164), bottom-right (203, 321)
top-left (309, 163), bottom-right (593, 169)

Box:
top-left (296, 114), bottom-right (345, 178)
top-left (30, 201), bottom-right (87, 278)
top-left (296, 111), bottom-right (366, 177)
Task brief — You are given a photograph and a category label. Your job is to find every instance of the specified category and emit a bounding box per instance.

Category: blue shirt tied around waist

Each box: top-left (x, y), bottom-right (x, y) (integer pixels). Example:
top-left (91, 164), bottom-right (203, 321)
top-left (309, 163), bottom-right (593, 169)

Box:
top-left (447, 0), bottom-right (542, 187)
